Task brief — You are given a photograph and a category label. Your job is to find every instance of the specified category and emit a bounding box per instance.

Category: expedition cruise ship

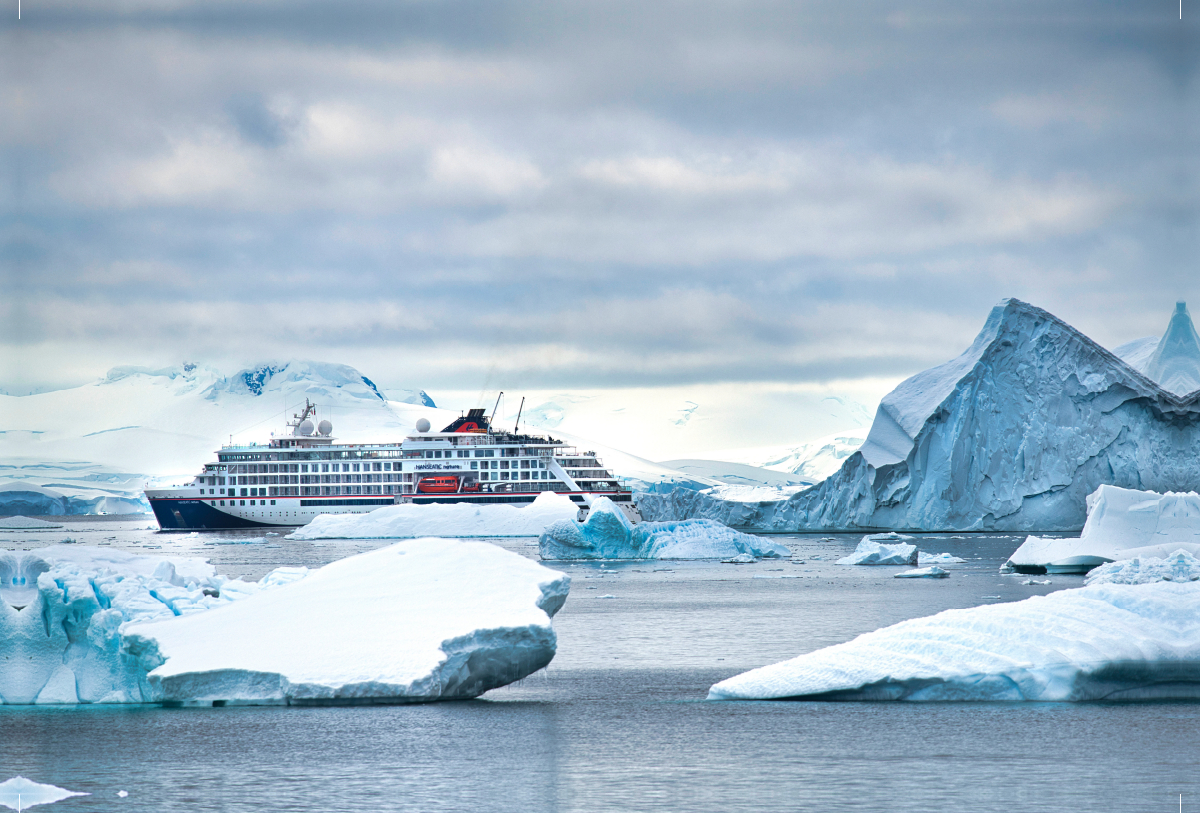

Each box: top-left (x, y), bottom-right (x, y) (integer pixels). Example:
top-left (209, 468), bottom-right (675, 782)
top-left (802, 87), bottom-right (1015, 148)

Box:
top-left (145, 402), bottom-right (636, 530)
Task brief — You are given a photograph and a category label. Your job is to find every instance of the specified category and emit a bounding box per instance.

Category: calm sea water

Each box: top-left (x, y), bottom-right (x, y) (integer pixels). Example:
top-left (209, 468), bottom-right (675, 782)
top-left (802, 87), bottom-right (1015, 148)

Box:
top-left (2, 520), bottom-right (1198, 812)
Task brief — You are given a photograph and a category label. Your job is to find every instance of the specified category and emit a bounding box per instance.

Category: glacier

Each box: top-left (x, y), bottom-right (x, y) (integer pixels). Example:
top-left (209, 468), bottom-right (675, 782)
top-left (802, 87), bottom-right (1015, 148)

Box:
top-left (289, 491), bottom-right (580, 539)
top-left (639, 299), bottom-right (1200, 532)
top-left (539, 497), bottom-right (789, 560)
top-left (1007, 485), bottom-right (1200, 574)
top-left (709, 568), bottom-right (1200, 702)
top-left (1, 541), bottom-right (566, 705)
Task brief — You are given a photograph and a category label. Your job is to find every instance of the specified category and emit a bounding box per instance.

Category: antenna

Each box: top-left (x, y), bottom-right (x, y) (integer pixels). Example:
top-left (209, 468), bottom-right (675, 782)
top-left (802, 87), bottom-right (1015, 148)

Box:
top-left (489, 391), bottom-right (504, 429)
top-left (514, 396), bottom-right (525, 433)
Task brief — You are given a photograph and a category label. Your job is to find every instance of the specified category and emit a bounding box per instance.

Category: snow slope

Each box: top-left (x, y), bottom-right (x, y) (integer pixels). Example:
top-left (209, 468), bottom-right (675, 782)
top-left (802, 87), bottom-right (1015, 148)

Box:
top-left (710, 576), bottom-right (1200, 702)
top-left (640, 299), bottom-right (1200, 532)
top-left (701, 427), bottom-right (870, 484)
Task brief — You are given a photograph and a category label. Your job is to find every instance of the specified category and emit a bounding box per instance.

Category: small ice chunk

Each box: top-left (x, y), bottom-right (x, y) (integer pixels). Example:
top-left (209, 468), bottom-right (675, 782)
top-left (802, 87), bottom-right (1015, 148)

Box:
top-left (722, 553), bottom-right (758, 564)
top-left (918, 552), bottom-right (965, 565)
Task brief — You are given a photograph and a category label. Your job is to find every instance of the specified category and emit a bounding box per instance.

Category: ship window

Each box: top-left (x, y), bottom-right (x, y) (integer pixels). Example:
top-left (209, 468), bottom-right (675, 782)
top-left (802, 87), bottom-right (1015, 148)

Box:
top-left (500, 461), bottom-right (508, 469)
top-left (384, 462), bottom-right (392, 471)
top-left (374, 462), bottom-right (382, 471)
top-left (271, 500), bottom-right (276, 505)
top-left (471, 462), bottom-right (478, 470)
top-left (220, 500), bottom-right (225, 506)
top-left (240, 500), bottom-right (245, 506)
top-left (322, 464), bottom-right (329, 473)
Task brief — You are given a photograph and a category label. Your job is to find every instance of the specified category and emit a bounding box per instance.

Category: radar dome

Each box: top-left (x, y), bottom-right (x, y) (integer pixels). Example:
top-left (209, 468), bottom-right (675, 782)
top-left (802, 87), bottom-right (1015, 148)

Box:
top-left (317, 419), bottom-right (333, 436)
top-left (416, 418), bottom-right (431, 433)
top-left (297, 419), bottom-right (315, 436)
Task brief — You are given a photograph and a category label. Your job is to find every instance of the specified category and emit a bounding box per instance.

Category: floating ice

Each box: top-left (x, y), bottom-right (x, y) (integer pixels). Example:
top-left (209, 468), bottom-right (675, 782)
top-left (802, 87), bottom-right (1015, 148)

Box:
top-left (1008, 486), bottom-right (1200, 574)
top-left (0, 517), bottom-right (63, 531)
top-left (0, 777), bottom-right (88, 810)
top-left (893, 566), bottom-right (949, 579)
top-left (918, 552), bottom-right (965, 565)
top-left (125, 538), bottom-right (568, 704)
top-left (836, 534), bottom-right (918, 566)
top-left (538, 498), bottom-right (788, 560)
top-left (639, 299), bottom-right (1200, 532)
top-left (1085, 550), bottom-right (1200, 586)
top-left (709, 580), bottom-right (1200, 702)
top-left (722, 553), bottom-right (758, 564)
top-left (290, 491), bottom-right (580, 539)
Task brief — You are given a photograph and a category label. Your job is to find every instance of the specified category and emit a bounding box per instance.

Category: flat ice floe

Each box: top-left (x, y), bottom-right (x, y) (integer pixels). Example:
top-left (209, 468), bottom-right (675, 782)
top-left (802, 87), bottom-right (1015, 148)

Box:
top-left (539, 498), bottom-right (789, 560)
top-left (2, 540), bottom-right (566, 705)
top-left (0, 777), bottom-right (89, 810)
top-left (710, 558), bottom-right (1200, 702)
top-left (290, 491), bottom-right (579, 539)
top-left (125, 538), bottom-right (569, 704)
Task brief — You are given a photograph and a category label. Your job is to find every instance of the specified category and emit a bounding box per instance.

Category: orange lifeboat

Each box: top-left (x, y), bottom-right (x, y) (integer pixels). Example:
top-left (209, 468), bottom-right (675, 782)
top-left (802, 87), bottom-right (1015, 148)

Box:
top-left (417, 476), bottom-right (460, 494)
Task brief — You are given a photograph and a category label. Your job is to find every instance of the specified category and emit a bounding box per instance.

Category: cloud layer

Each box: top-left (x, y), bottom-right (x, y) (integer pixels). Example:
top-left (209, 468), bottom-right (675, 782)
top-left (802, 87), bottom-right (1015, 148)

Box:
top-left (2, 1), bottom-right (1197, 396)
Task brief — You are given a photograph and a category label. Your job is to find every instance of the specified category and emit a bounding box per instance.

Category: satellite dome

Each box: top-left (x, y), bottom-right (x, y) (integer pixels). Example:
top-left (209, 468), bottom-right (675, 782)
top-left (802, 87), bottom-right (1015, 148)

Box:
top-left (416, 418), bottom-right (431, 433)
top-left (317, 419), bottom-right (333, 436)
top-left (297, 419), bottom-right (315, 436)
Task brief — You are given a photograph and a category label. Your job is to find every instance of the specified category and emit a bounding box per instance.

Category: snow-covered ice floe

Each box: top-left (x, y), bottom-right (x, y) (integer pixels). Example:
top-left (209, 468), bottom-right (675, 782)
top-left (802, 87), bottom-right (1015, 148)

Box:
top-left (2, 540), bottom-right (567, 705)
top-left (290, 491), bottom-right (579, 539)
top-left (710, 556), bottom-right (1200, 702)
top-left (836, 534), bottom-right (918, 566)
top-left (1008, 485), bottom-right (1200, 574)
top-left (893, 566), bottom-right (949, 579)
top-left (1085, 549), bottom-right (1200, 585)
top-left (539, 498), bottom-right (789, 560)
top-left (919, 552), bottom-right (966, 565)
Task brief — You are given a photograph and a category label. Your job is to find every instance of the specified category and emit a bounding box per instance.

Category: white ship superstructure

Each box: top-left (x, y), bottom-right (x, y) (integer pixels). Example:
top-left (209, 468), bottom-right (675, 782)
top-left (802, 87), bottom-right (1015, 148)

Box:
top-left (146, 403), bottom-right (634, 530)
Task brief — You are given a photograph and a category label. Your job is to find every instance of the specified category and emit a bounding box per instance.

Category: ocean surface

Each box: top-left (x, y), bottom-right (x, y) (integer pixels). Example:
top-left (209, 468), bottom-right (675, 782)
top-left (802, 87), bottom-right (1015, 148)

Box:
top-left (3, 519), bottom-right (1198, 812)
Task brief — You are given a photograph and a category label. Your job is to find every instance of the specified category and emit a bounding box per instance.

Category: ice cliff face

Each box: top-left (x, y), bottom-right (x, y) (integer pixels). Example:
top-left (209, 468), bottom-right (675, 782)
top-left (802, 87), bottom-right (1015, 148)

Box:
top-left (639, 298), bottom-right (1200, 532)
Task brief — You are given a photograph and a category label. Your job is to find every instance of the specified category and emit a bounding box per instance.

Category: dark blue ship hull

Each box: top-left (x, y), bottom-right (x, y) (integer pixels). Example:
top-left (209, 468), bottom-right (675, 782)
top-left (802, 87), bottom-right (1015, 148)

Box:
top-left (150, 498), bottom-right (280, 530)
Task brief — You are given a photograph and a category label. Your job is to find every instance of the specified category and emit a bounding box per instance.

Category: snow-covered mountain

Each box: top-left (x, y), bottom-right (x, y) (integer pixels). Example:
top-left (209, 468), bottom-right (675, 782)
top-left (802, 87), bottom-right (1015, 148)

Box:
top-left (700, 428), bottom-right (871, 484)
top-left (0, 361), bottom-right (438, 514)
top-left (0, 360), bottom-right (712, 514)
top-left (639, 298), bottom-right (1200, 532)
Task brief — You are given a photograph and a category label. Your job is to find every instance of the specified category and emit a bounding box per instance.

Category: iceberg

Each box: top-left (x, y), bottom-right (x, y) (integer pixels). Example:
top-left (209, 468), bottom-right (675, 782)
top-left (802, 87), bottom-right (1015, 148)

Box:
top-left (639, 299), bottom-right (1200, 532)
top-left (125, 538), bottom-right (568, 704)
top-left (893, 566), bottom-right (949, 579)
top-left (289, 491), bottom-right (580, 539)
top-left (709, 577), bottom-right (1200, 702)
top-left (538, 498), bottom-right (789, 560)
top-left (1007, 485), bottom-right (1200, 574)
top-left (1, 540), bottom-right (565, 704)
top-left (836, 534), bottom-right (918, 566)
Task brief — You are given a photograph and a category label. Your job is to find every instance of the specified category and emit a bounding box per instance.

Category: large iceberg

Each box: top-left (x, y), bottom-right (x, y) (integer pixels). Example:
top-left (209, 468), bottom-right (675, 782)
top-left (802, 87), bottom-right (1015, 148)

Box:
top-left (2, 541), bottom-right (567, 705)
top-left (290, 491), bottom-right (580, 539)
top-left (710, 571), bottom-right (1200, 702)
top-left (639, 299), bottom-right (1200, 532)
top-left (1007, 485), bottom-right (1200, 574)
top-left (538, 498), bottom-right (789, 560)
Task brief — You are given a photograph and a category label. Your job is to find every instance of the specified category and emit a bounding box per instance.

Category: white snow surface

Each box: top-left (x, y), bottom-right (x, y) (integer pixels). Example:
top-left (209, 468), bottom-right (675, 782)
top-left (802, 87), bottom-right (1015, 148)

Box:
top-left (290, 492), bottom-right (579, 539)
top-left (918, 552), bottom-right (966, 565)
top-left (0, 546), bottom-right (304, 704)
top-left (1085, 550), bottom-right (1200, 585)
top-left (709, 580), bottom-right (1200, 701)
top-left (1008, 485), bottom-right (1200, 572)
top-left (538, 498), bottom-right (789, 560)
top-left (0, 777), bottom-right (89, 810)
top-left (836, 534), bottom-right (918, 566)
top-left (125, 538), bottom-right (569, 704)
top-left (703, 428), bottom-right (870, 484)
top-left (639, 299), bottom-right (1200, 532)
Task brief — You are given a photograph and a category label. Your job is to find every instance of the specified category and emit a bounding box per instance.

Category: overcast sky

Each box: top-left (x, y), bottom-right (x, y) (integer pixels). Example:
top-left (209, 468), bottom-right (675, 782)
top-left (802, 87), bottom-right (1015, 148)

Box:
top-left (2, 1), bottom-right (1197, 403)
